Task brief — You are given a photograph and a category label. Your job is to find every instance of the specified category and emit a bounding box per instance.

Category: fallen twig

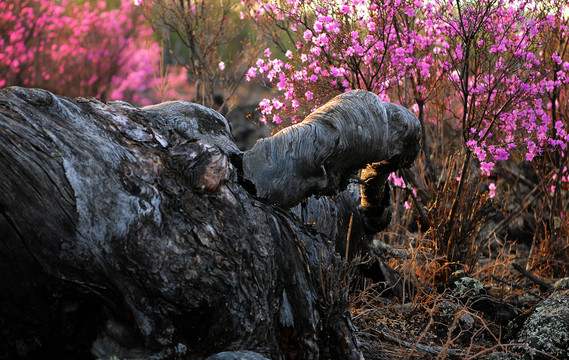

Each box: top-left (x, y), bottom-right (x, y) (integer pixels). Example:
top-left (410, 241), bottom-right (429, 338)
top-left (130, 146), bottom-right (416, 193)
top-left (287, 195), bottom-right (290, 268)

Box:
top-left (380, 330), bottom-right (471, 358)
top-left (512, 263), bottom-right (553, 291)
top-left (491, 275), bottom-right (544, 300)
top-left (408, 317), bottom-right (434, 359)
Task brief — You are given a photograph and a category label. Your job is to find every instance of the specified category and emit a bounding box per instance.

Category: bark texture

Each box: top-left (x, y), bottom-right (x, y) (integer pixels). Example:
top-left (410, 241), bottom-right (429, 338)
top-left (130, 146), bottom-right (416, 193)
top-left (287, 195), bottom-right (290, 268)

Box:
top-left (0, 87), bottom-right (420, 360)
top-left (245, 90), bottom-right (421, 256)
top-left (243, 90), bottom-right (421, 209)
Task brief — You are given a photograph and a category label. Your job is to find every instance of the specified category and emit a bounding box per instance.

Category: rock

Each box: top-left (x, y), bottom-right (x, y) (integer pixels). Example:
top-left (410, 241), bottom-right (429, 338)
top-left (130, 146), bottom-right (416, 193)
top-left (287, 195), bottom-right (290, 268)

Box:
top-left (435, 300), bottom-right (475, 337)
top-left (206, 350), bottom-right (271, 360)
top-left (516, 290), bottom-right (569, 359)
top-left (553, 278), bottom-right (569, 290)
top-left (448, 270), bottom-right (485, 298)
top-left (483, 352), bottom-right (518, 360)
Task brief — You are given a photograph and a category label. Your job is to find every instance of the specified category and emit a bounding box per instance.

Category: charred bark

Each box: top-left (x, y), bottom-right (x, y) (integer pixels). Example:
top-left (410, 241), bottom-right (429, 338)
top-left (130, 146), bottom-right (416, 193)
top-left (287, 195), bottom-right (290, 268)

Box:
top-left (243, 90), bottom-right (421, 209)
top-left (243, 90), bottom-right (421, 256)
top-left (0, 87), bottom-right (420, 359)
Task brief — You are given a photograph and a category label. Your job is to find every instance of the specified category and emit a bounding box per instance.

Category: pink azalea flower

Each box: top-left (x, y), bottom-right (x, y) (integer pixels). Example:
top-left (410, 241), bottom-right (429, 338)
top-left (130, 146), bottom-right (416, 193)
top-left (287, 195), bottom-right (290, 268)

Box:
top-left (246, 67), bottom-right (256, 81)
top-left (494, 148), bottom-right (509, 161)
top-left (480, 162), bottom-right (494, 176)
top-left (488, 183), bottom-right (496, 198)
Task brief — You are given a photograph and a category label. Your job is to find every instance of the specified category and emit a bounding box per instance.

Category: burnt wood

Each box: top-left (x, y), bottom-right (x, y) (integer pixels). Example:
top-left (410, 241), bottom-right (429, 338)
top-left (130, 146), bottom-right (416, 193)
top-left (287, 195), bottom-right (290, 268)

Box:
top-left (0, 87), bottom-right (420, 359)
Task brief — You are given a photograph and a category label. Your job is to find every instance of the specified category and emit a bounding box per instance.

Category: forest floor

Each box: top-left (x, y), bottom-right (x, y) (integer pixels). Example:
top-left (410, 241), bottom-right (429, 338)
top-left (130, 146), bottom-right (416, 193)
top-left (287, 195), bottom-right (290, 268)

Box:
top-left (348, 241), bottom-right (568, 360)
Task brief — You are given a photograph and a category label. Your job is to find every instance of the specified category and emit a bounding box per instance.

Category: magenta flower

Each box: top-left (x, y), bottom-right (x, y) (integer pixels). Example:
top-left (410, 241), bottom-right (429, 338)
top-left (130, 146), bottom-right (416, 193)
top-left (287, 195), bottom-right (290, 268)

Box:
top-left (242, 0), bottom-right (569, 156)
top-left (480, 162), bottom-right (495, 176)
top-left (246, 67), bottom-right (257, 80)
top-left (494, 148), bottom-right (510, 161)
top-left (488, 183), bottom-right (496, 198)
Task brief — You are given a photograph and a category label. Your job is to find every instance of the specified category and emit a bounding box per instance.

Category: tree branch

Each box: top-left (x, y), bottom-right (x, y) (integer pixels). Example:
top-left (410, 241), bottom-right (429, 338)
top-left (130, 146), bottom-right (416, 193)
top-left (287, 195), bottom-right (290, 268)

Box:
top-left (243, 90), bottom-right (422, 209)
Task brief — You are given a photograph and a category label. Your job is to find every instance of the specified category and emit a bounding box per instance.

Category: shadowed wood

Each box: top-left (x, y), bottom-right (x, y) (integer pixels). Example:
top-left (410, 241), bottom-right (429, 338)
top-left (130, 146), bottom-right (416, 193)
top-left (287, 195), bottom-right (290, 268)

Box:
top-left (243, 90), bottom-right (421, 209)
top-left (0, 87), bottom-right (420, 360)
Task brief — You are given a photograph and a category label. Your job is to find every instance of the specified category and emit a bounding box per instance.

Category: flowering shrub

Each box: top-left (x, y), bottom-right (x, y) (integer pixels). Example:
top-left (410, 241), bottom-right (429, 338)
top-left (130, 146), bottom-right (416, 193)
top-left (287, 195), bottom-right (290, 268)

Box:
top-left (245, 0), bottom-right (569, 271)
top-left (245, 0), bottom-right (568, 161)
top-left (0, 0), bottom-right (161, 105)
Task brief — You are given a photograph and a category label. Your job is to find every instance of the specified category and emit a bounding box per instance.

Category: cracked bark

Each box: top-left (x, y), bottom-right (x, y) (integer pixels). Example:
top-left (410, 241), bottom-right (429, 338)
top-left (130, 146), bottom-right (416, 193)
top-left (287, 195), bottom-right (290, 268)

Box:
top-left (0, 87), bottom-right (420, 360)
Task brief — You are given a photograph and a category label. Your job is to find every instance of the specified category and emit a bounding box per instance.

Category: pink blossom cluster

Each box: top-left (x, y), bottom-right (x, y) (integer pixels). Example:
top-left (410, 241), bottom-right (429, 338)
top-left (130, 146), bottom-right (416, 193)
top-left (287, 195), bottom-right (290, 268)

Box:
top-left (243, 0), bottom-right (452, 121)
top-left (244, 0), bottom-right (569, 184)
top-left (0, 0), bottom-right (162, 105)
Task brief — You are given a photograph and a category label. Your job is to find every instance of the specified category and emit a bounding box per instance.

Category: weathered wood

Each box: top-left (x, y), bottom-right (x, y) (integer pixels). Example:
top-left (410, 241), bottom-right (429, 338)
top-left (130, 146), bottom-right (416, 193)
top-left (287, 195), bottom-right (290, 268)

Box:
top-left (0, 87), bottom-right (420, 359)
top-left (245, 90), bottom-right (421, 256)
top-left (243, 90), bottom-right (421, 209)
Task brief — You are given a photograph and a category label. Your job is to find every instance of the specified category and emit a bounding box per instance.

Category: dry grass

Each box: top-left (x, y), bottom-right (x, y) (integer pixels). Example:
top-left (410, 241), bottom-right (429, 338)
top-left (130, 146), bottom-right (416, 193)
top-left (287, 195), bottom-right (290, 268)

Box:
top-left (350, 139), bottom-right (568, 358)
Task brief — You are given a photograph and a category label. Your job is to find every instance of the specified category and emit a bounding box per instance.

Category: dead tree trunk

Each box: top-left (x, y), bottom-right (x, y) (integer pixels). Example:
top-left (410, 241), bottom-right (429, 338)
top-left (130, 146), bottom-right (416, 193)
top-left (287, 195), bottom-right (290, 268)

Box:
top-left (243, 90), bottom-right (421, 257)
top-left (0, 87), bottom-right (420, 360)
